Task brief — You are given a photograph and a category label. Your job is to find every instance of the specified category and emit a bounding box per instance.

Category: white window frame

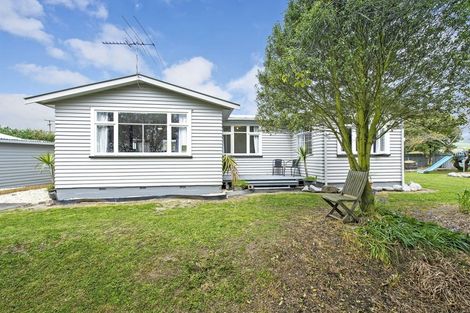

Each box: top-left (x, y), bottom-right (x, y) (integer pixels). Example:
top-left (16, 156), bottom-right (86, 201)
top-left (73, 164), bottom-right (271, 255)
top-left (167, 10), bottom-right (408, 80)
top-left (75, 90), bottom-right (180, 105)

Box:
top-left (222, 125), bottom-right (263, 156)
top-left (90, 108), bottom-right (192, 157)
top-left (296, 132), bottom-right (313, 155)
top-left (336, 127), bottom-right (390, 156)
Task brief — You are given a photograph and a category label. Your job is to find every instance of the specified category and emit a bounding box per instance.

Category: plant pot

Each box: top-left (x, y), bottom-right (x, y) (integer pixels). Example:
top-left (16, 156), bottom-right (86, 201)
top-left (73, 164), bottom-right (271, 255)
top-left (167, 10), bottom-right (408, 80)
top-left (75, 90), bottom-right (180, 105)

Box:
top-left (48, 189), bottom-right (57, 201)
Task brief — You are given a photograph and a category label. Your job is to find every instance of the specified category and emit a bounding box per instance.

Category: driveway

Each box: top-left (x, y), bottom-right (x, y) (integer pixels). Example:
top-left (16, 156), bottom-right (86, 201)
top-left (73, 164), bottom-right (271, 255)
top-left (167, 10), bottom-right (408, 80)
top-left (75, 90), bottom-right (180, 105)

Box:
top-left (0, 188), bottom-right (51, 211)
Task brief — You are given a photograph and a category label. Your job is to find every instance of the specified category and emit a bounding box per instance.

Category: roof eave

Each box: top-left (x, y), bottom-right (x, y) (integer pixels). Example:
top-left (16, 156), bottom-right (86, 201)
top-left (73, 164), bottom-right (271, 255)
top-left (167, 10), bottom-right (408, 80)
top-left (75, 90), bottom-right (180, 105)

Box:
top-left (24, 74), bottom-right (240, 110)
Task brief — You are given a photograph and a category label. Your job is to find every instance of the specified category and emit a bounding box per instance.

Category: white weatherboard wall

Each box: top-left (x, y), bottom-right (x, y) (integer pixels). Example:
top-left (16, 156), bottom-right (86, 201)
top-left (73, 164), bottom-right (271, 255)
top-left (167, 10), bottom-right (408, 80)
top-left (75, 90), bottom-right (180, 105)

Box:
top-left (223, 120), bottom-right (296, 176)
top-left (53, 83), bottom-right (224, 200)
top-left (305, 128), bottom-right (404, 186)
top-left (0, 141), bottom-right (54, 188)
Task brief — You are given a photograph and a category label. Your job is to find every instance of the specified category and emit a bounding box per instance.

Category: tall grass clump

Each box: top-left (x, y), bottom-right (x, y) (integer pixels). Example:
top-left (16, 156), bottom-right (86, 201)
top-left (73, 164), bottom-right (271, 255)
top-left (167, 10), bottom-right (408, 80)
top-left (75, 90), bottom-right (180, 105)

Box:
top-left (458, 189), bottom-right (470, 214)
top-left (356, 210), bottom-right (470, 264)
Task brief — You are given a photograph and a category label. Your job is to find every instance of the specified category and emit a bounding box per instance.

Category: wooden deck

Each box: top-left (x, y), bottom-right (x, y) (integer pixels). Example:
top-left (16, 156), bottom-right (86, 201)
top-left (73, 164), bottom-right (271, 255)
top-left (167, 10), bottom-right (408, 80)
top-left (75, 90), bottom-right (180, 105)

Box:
top-left (223, 175), bottom-right (302, 188)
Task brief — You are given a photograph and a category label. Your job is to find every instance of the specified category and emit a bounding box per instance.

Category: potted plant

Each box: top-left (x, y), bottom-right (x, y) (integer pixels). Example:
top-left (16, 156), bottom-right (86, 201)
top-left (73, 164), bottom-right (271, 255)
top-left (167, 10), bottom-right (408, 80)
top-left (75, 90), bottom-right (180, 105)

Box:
top-left (222, 155), bottom-right (239, 189)
top-left (36, 152), bottom-right (56, 200)
top-left (298, 146), bottom-right (316, 184)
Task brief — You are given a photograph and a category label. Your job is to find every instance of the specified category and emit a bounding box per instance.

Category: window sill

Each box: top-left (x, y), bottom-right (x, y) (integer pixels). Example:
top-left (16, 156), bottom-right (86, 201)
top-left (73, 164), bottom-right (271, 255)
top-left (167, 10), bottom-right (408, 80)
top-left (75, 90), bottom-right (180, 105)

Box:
top-left (336, 153), bottom-right (391, 158)
top-left (226, 154), bottom-right (263, 158)
top-left (89, 154), bottom-right (193, 159)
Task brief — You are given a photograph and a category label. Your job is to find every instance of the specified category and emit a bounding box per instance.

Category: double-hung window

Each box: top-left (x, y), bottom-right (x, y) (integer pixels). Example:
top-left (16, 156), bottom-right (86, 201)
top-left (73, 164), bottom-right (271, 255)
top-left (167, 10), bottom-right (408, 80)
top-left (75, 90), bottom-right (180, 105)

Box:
top-left (223, 125), bottom-right (261, 155)
top-left (296, 132), bottom-right (312, 154)
top-left (93, 110), bottom-right (190, 156)
top-left (337, 127), bottom-right (390, 155)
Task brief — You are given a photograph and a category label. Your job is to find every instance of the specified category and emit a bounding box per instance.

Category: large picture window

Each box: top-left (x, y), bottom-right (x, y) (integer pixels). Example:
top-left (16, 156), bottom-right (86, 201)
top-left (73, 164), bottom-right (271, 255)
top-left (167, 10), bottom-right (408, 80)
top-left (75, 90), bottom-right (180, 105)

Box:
top-left (93, 110), bottom-right (190, 155)
top-left (223, 125), bottom-right (261, 155)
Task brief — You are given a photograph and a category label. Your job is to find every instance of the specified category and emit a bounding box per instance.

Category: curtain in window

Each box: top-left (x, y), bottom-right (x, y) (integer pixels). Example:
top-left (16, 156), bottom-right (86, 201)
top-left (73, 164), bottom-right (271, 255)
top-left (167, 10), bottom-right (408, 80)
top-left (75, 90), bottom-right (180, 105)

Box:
top-left (97, 125), bottom-right (113, 153)
top-left (250, 135), bottom-right (259, 153)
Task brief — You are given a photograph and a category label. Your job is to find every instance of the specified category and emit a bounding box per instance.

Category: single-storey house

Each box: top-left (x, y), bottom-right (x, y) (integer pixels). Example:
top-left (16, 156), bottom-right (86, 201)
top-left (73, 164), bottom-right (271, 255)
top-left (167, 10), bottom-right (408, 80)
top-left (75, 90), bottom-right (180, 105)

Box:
top-left (0, 133), bottom-right (54, 188)
top-left (25, 74), bottom-right (404, 201)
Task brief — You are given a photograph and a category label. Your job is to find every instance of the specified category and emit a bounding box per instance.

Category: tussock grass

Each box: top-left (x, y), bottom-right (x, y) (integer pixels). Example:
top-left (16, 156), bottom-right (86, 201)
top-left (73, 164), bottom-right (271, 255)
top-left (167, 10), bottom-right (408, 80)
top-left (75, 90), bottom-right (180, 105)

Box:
top-left (356, 210), bottom-right (470, 264)
top-left (458, 189), bottom-right (470, 214)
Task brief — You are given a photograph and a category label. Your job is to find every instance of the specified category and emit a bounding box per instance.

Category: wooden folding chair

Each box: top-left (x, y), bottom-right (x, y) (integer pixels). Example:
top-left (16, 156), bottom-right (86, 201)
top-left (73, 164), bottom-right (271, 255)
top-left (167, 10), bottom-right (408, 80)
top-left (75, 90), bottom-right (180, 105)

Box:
top-left (323, 170), bottom-right (369, 223)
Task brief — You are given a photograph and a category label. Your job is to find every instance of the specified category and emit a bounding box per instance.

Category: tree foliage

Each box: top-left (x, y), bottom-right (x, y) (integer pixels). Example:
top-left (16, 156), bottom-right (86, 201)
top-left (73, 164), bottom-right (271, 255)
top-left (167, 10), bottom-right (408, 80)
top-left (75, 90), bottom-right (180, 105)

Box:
top-left (0, 126), bottom-right (54, 142)
top-left (405, 111), bottom-right (466, 163)
top-left (257, 0), bottom-right (470, 211)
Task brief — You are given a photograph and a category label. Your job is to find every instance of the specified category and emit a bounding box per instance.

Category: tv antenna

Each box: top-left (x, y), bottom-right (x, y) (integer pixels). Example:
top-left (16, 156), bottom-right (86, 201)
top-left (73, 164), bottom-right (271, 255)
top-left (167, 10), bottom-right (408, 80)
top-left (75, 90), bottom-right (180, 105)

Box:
top-left (44, 119), bottom-right (53, 132)
top-left (101, 16), bottom-right (164, 75)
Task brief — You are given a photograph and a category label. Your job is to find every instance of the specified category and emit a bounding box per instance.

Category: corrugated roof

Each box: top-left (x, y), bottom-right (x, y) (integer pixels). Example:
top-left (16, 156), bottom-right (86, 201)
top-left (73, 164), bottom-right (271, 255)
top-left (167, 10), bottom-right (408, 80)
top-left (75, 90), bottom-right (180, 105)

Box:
top-left (0, 133), bottom-right (54, 146)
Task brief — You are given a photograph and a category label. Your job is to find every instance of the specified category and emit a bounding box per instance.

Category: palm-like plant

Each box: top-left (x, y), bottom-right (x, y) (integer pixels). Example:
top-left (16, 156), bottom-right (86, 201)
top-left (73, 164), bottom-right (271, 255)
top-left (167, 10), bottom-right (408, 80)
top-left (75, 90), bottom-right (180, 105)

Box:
top-left (222, 155), bottom-right (239, 187)
top-left (36, 152), bottom-right (55, 186)
top-left (298, 146), bottom-right (309, 177)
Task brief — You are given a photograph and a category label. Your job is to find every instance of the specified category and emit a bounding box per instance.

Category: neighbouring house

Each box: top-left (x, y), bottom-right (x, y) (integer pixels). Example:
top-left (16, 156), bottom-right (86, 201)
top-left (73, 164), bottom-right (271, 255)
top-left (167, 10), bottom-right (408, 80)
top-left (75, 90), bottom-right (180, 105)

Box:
top-left (0, 133), bottom-right (54, 188)
top-left (25, 74), bottom-right (404, 201)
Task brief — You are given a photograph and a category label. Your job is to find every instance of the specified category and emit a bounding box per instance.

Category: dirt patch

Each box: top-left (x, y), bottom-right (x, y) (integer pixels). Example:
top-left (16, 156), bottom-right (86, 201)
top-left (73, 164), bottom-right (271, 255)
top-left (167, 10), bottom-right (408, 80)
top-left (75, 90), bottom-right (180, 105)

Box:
top-left (243, 208), bottom-right (470, 313)
top-left (409, 206), bottom-right (470, 233)
top-left (154, 199), bottom-right (202, 214)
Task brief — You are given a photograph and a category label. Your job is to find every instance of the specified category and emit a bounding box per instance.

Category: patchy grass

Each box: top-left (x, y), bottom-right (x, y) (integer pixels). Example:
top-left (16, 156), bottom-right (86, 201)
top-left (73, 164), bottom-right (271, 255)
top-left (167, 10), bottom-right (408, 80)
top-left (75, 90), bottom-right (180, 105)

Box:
top-left (357, 210), bottom-right (470, 264)
top-left (381, 171), bottom-right (468, 209)
top-left (0, 193), bottom-right (322, 312)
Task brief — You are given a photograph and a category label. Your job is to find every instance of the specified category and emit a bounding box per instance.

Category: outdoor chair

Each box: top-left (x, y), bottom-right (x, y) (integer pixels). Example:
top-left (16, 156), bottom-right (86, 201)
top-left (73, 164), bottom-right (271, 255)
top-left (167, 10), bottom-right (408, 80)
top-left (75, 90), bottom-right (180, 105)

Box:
top-left (323, 170), bottom-right (369, 223)
top-left (272, 159), bottom-right (285, 175)
top-left (285, 159), bottom-right (301, 176)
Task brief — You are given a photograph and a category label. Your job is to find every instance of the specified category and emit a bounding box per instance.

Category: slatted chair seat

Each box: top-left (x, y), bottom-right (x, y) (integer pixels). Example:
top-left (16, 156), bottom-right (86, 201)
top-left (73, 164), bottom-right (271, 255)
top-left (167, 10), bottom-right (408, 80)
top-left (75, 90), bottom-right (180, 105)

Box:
top-left (323, 170), bottom-right (369, 223)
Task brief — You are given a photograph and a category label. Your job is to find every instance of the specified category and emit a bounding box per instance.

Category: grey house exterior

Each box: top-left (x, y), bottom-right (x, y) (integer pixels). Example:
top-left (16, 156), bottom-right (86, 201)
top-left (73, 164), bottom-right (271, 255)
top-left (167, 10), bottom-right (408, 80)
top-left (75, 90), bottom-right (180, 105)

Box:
top-left (26, 74), bottom-right (404, 201)
top-left (0, 134), bottom-right (54, 188)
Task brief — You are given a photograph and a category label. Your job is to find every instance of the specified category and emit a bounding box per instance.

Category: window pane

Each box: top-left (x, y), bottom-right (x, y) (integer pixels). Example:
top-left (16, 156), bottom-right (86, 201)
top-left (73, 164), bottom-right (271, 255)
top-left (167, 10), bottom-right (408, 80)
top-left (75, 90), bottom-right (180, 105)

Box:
top-left (249, 126), bottom-right (259, 132)
top-left (118, 125), bottom-right (143, 152)
top-left (119, 113), bottom-right (166, 124)
top-left (305, 133), bottom-right (312, 154)
top-left (234, 126), bottom-right (246, 132)
top-left (144, 125), bottom-right (167, 152)
top-left (223, 126), bottom-right (231, 132)
top-left (97, 112), bottom-right (113, 122)
top-left (234, 133), bottom-right (247, 153)
top-left (223, 134), bottom-right (231, 153)
top-left (96, 125), bottom-right (113, 152)
top-left (171, 114), bottom-right (187, 124)
top-left (171, 127), bottom-right (188, 153)
top-left (250, 135), bottom-right (259, 153)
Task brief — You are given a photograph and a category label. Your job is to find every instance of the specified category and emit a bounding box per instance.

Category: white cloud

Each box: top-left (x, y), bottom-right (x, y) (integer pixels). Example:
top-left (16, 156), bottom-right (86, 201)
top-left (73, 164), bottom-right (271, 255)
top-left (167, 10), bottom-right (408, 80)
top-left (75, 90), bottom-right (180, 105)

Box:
top-left (15, 63), bottom-right (91, 86)
top-left (0, 0), bottom-right (66, 59)
top-left (44, 0), bottom-right (108, 19)
top-left (163, 57), bottom-right (231, 100)
top-left (66, 24), bottom-right (150, 74)
top-left (0, 94), bottom-right (54, 130)
top-left (227, 64), bottom-right (262, 114)
top-left (0, 0), bottom-right (51, 44)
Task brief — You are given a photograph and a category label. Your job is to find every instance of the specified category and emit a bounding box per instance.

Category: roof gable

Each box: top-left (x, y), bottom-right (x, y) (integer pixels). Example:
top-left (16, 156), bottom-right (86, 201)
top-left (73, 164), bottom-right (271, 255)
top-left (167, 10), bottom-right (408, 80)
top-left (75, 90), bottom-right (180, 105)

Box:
top-left (24, 74), bottom-right (240, 110)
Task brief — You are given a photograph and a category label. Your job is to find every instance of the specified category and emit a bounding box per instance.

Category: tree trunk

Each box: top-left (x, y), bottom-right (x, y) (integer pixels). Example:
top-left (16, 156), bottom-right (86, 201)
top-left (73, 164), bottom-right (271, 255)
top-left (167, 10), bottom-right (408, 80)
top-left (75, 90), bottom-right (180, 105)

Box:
top-left (360, 180), bottom-right (375, 213)
top-left (303, 159), bottom-right (309, 177)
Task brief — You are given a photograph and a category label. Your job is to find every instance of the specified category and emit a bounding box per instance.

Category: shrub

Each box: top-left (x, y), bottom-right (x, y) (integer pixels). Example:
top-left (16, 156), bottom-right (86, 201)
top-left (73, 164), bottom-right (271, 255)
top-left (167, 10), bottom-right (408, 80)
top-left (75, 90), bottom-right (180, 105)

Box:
top-left (356, 210), bottom-right (470, 264)
top-left (305, 176), bottom-right (317, 181)
top-left (233, 180), bottom-right (248, 190)
top-left (458, 189), bottom-right (470, 214)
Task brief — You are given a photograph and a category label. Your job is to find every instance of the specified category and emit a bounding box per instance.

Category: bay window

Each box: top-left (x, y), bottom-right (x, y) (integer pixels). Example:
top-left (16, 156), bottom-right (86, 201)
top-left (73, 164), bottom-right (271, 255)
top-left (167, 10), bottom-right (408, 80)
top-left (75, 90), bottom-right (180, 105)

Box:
top-left (223, 125), bottom-right (261, 155)
top-left (93, 110), bottom-right (190, 155)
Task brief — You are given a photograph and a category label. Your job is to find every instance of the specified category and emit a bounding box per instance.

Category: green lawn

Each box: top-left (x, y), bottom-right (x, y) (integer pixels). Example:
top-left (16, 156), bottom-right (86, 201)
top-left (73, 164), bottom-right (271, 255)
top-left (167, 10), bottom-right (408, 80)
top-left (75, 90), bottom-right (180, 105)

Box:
top-left (380, 170), bottom-right (469, 209)
top-left (0, 194), bottom-right (322, 312)
top-left (0, 171), bottom-right (468, 312)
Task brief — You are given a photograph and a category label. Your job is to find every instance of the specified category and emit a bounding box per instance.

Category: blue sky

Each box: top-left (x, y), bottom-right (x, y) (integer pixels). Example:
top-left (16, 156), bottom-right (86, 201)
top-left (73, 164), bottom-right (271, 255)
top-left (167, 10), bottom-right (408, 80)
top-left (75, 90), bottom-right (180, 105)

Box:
top-left (0, 0), bottom-right (287, 130)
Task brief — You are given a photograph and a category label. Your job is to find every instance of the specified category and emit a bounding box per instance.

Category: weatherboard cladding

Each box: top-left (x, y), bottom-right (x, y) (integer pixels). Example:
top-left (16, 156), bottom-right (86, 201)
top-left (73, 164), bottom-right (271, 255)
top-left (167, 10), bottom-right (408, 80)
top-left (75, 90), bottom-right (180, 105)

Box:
top-left (0, 141), bottom-right (54, 188)
top-left (54, 83), bottom-right (223, 189)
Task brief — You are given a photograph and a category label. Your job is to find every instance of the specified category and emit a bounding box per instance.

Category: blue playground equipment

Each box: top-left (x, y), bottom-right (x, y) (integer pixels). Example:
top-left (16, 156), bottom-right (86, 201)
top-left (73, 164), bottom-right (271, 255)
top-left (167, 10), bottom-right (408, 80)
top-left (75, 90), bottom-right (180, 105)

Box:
top-left (417, 155), bottom-right (453, 173)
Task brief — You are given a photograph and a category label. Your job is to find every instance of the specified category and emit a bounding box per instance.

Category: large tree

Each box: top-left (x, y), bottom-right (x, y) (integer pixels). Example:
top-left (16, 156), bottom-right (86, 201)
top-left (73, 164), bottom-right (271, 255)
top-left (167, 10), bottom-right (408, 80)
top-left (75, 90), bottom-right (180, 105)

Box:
top-left (257, 0), bottom-right (469, 211)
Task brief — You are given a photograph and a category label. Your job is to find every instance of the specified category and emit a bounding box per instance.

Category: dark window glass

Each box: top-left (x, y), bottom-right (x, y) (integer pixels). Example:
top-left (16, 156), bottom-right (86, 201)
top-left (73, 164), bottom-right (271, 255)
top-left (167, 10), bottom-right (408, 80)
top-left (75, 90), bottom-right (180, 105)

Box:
top-left (234, 133), bottom-right (247, 153)
top-left (223, 134), bottom-right (231, 153)
top-left (223, 126), bottom-right (231, 132)
top-left (144, 125), bottom-right (167, 152)
top-left (118, 125), bottom-right (143, 152)
top-left (119, 113), bottom-right (166, 124)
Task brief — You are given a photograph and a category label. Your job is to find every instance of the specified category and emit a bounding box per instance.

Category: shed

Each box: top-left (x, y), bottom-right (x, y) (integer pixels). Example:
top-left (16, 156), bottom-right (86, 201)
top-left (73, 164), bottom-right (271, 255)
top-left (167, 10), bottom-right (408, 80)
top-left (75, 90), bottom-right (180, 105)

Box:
top-left (0, 134), bottom-right (54, 188)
